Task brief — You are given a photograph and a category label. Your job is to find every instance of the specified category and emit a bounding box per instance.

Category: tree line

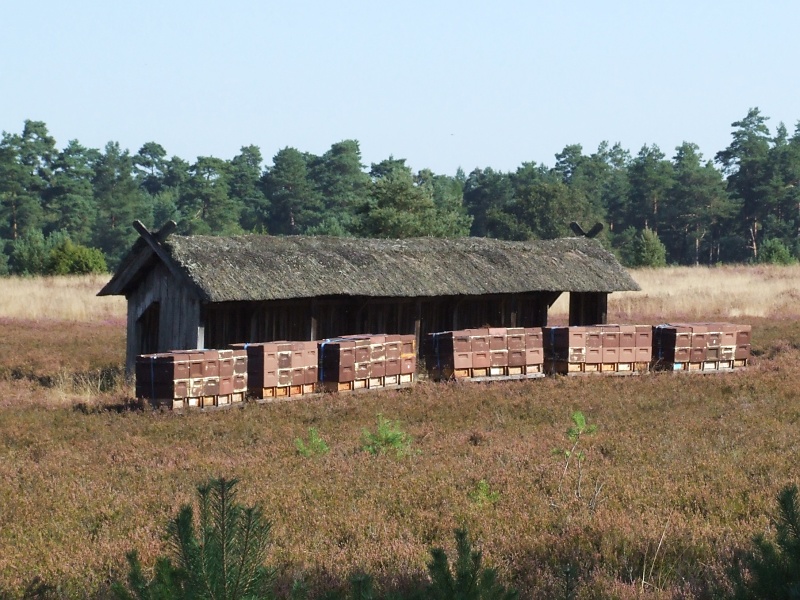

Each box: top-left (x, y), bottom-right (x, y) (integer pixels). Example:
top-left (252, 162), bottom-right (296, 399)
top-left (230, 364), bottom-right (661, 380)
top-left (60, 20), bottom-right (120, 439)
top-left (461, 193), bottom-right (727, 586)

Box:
top-left (1, 107), bottom-right (798, 275)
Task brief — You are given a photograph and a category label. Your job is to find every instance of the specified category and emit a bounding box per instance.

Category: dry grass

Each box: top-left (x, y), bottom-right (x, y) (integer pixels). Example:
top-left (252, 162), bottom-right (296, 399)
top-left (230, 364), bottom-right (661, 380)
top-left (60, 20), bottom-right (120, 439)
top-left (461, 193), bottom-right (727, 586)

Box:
top-left (0, 274), bottom-right (125, 322)
top-left (2, 349), bottom-right (800, 599)
top-left (4, 264), bottom-right (800, 325)
top-left (550, 264), bottom-right (800, 322)
top-left (2, 269), bottom-right (800, 598)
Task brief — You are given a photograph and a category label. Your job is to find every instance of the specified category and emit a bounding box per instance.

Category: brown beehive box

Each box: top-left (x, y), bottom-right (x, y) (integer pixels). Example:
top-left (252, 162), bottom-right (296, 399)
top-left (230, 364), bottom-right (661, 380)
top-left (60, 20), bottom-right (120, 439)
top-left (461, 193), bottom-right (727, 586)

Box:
top-left (737, 325), bottom-right (752, 345)
top-left (385, 357), bottom-right (401, 376)
top-left (600, 325), bottom-right (620, 348)
top-left (524, 328), bottom-right (543, 349)
top-left (469, 330), bottom-right (490, 353)
top-left (489, 328), bottom-right (507, 350)
top-left (635, 325), bottom-right (652, 348)
top-left (585, 329), bottom-right (602, 348)
top-left (508, 349), bottom-right (526, 367)
top-left (525, 347), bottom-right (544, 365)
top-left (619, 325), bottom-right (636, 348)
top-left (720, 323), bottom-right (738, 346)
top-left (400, 356), bottom-right (415, 374)
top-left (585, 346), bottom-right (602, 364)
top-left (371, 360), bottom-right (386, 378)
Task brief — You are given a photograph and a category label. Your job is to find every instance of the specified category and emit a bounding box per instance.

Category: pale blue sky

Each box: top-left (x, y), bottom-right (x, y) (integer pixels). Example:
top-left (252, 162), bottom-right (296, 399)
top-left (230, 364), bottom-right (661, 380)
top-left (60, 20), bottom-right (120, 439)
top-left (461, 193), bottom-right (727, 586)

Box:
top-left (1, 1), bottom-right (797, 175)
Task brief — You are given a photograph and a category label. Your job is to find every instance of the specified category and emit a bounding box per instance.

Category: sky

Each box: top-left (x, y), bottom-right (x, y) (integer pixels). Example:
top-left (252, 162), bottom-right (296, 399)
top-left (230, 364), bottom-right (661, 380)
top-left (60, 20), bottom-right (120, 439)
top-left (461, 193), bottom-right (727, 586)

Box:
top-left (1, 1), bottom-right (798, 176)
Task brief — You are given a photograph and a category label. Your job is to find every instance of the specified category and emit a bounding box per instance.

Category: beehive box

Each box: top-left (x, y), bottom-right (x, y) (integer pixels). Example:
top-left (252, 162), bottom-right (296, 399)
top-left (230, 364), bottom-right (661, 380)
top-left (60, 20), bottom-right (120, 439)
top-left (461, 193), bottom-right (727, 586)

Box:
top-left (425, 327), bottom-right (544, 381)
top-left (230, 341), bottom-right (316, 399)
top-left (319, 333), bottom-right (416, 391)
top-left (651, 323), bottom-right (750, 372)
top-left (544, 325), bottom-right (652, 375)
top-left (136, 349), bottom-right (247, 409)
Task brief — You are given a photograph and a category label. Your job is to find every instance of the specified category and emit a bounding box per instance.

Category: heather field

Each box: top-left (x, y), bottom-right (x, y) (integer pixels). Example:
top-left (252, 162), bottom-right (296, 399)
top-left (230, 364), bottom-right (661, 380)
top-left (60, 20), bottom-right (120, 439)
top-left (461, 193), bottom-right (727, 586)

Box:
top-left (1, 268), bottom-right (800, 599)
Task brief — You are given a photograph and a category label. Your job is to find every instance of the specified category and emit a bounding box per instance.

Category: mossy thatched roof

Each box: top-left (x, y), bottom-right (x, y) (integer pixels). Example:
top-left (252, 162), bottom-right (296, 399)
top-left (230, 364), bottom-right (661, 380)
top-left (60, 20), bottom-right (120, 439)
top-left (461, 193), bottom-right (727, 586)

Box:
top-left (100, 233), bottom-right (639, 301)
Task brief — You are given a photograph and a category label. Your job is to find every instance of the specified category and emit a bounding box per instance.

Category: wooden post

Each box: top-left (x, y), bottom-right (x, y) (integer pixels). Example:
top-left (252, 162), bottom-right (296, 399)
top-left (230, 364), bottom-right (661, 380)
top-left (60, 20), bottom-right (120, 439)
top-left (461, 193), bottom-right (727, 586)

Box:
top-left (414, 299), bottom-right (422, 357)
top-left (310, 299), bottom-right (318, 341)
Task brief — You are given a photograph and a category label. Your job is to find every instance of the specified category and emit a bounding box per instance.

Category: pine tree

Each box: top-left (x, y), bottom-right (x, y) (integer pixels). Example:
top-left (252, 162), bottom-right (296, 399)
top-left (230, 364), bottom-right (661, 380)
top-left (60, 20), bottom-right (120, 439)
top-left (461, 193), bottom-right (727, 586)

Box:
top-left (732, 484), bottom-right (800, 600)
top-left (113, 477), bottom-right (274, 600)
top-left (426, 529), bottom-right (518, 600)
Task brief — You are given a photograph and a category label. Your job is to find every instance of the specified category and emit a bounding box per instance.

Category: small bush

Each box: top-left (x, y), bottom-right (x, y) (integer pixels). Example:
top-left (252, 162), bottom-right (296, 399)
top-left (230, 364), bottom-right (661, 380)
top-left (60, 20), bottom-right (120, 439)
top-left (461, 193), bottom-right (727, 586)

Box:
top-left (47, 239), bottom-right (107, 275)
top-left (758, 238), bottom-right (795, 265)
top-left (361, 414), bottom-right (412, 458)
top-left (295, 427), bottom-right (330, 457)
top-left (468, 480), bottom-right (500, 507)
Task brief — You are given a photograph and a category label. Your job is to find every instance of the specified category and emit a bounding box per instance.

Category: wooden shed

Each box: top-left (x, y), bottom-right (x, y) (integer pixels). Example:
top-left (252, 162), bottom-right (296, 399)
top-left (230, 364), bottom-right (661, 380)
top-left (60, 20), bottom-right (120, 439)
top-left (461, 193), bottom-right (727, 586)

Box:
top-left (99, 222), bottom-right (640, 374)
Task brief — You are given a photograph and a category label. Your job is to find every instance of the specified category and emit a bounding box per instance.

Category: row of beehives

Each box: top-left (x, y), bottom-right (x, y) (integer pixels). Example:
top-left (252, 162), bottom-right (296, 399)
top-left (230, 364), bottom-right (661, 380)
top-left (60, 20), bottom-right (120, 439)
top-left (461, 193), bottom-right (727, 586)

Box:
top-left (135, 334), bottom-right (417, 409)
top-left (135, 323), bottom-right (751, 409)
top-left (423, 323), bottom-right (751, 379)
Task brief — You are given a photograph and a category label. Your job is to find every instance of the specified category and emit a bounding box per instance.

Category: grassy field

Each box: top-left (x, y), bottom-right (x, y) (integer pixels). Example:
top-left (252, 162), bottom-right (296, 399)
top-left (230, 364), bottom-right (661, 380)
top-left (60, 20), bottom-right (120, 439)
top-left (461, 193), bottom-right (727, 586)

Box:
top-left (1, 268), bottom-right (800, 598)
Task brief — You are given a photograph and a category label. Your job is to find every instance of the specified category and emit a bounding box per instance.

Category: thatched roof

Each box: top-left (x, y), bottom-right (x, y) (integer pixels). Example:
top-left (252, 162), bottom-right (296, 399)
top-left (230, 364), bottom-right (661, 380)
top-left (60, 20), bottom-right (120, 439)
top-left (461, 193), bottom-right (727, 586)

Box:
top-left (100, 231), bottom-right (639, 301)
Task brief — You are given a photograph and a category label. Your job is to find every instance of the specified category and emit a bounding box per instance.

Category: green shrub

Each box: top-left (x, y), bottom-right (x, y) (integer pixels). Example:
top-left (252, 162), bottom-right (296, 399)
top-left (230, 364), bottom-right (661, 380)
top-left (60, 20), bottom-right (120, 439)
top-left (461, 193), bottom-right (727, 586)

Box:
top-left (8, 230), bottom-right (62, 275)
top-left (361, 414), bottom-right (412, 458)
top-left (8, 230), bottom-right (106, 275)
top-left (468, 480), bottom-right (500, 507)
top-left (295, 427), bottom-right (330, 457)
top-left (758, 238), bottom-right (795, 265)
top-left (47, 239), bottom-right (107, 275)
